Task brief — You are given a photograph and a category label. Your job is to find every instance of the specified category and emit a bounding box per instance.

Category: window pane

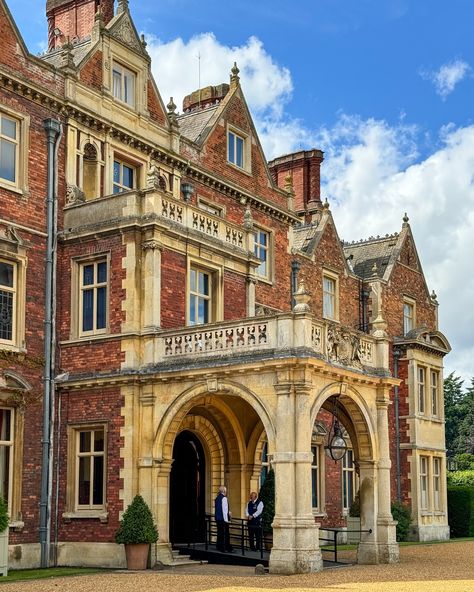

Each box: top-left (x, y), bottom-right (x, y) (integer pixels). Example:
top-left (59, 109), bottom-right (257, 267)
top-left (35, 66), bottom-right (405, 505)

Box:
top-left (79, 431), bottom-right (91, 453)
top-left (82, 264), bottom-right (94, 286)
top-left (0, 262), bottom-right (13, 288)
top-left (228, 132), bottom-right (235, 163)
top-left (97, 262), bottom-right (107, 284)
top-left (189, 295), bottom-right (197, 325)
top-left (0, 443), bottom-right (10, 502)
top-left (199, 271), bottom-right (209, 296)
top-left (311, 468), bottom-right (318, 508)
top-left (122, 165), bottom-right (134, 189)
top-left (1, 117), bottom-right (16, 139)
top-left (0, 409), bottom-right (11, 441)
top-left (93, 456), bottom-right (104, 505)
top-left (198, 297), bottom-right (209, 323)
top-left (113, 161), bottom-right (120, 184)
top-left (82, 289), bottom-right (94, 332)
top-left (113, 69), bottom-right (122, 100)
top-left (78, 456), bottom-right (91, 505)
top-left (0, 290), bottom-right (13, 340)
top-left (0, 139), bottom-right (16, 182)
top-left (94, 430), bottom-right (104, 452)
top-left (236, 136), bottom-right (244, 167)
top-left (96, 286), bottom-right (107, 329)
top-left (124, 72), bottom-right (134, 106)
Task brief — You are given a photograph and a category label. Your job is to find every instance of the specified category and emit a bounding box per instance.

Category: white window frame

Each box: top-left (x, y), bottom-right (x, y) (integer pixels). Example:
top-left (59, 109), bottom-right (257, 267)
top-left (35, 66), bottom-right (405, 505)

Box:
top-left (227, 125), bottom-right (250, 172)
top-left (403, 298), bottom-right (415, 335)
top-left (0, 107), bottom-right (29, 196)
top-left (75, 426), bottom-right (106, 511)
top-left (113, 158), bottom-right (137, 194)
top-left (420, 456), bottom-right (429, 511)
top-left (0, 407), bottom-right (14, 513)
top-left (342, 449), bottom-right (356, 514)
top-left (0, 113), bottom-right (19, 187)
top-left (311, 444), bottom-right (321, 511)
top-left (0, 260), bottom-right (17, 346)
top-left (112, 62), bottom-right (136, 107)
top-left (418, 366), bottom-right (426, 415)
top-left (322, 271), bottom-right (338, 321)
top-left (189, 266), bottom-right (212, 326)
top-left (431, 370), bottom-right (439, 417)
top-left (254, 227), bottom-right (271, 280)
top-left (79, 259), bottom-right (108, 337)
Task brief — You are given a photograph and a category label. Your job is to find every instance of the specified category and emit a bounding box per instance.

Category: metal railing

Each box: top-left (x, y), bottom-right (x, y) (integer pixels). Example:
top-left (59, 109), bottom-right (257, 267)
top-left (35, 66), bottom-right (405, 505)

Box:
top-left (201, 514), bottom-right (268, 560)
top-left (320, 527), bottom-right (372, 563)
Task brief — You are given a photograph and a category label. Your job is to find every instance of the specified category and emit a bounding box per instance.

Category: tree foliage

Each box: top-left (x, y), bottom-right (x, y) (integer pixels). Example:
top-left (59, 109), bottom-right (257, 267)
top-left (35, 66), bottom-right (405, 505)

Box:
top-left (0, 496), bottom-right (8, 532)
top-left (444, 374), bottom-right (474, 456)
top-left (259, 469), bottom-right (275, 534)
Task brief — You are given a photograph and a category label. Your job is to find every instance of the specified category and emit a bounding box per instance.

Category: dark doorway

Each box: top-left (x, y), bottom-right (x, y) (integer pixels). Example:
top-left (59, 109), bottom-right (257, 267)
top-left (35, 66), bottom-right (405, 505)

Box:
top-left (170, 430), bottom-right (206, 544)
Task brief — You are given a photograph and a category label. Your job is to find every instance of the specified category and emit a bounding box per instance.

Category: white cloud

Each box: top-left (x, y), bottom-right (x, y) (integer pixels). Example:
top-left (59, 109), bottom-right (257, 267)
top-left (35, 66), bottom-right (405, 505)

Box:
top-left (147, 31), bottom-right (474, 381)
top-left (320, 116), bottom-right (474, 382)
top-left (421, 59), bottom-right (470, 100)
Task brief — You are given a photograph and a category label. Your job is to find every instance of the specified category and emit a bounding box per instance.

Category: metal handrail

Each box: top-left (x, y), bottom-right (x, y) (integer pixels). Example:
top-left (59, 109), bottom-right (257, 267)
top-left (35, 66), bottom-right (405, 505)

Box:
top-left (203, 513), bottom-right (267, 560)
top-left (320, 527), bottom-right (372, 563)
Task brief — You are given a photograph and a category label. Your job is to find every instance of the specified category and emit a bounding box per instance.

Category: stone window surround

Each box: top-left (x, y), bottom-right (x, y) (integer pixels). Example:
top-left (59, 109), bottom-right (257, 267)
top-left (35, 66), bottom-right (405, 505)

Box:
top-left (0, 397), bottom-right (24, 526)
top-left (0, 106), bottom-right (30, 198)
top-left (403, 296), bottom-right (416, 336)
top-left (70, 252), bottom-right (111, 340)
top-left (63, 422), bottom-right (109, 522)
top-left (186, 257), bottom-right (223, 327)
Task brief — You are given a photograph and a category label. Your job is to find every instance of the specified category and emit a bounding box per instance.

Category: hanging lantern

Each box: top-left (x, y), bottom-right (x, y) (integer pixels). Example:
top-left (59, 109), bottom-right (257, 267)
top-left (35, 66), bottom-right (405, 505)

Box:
top-left (324, 389), bottom-right (347, 462)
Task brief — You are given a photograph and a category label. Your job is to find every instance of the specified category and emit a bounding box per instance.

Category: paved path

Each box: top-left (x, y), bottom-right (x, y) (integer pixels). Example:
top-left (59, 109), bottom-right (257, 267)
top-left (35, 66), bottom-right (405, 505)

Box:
top-left (3, 541), bottom-right (474, 591)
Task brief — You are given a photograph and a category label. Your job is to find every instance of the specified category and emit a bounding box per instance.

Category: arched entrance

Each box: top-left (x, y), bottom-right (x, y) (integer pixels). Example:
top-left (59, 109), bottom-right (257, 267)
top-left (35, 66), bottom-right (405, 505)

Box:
top-left (169, 430), bottom-right (206, 544)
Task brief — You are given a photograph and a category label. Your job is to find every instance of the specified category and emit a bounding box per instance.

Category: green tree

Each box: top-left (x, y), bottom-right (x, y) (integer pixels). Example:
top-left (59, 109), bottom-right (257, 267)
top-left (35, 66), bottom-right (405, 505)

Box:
top-left (444, 373), bottom-right (466, 456)
top-left (259, 469), bottom-right (275, 534)
top-left (454, 379), bottom-right (474, 455)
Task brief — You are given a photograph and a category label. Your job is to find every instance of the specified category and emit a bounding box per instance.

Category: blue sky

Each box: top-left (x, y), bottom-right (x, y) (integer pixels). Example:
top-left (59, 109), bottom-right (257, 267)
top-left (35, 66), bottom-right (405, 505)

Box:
top-left (8, 0), bottom-right (474, 383)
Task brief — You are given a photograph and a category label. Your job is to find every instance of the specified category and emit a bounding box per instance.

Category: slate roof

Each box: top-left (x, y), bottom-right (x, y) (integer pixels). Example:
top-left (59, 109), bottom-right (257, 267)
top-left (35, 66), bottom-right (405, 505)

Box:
top-left (293, 224), bottom-right (322, 255)
top-left (177, 106), bottom-right (219, 144)
top-left (342, 234), bottom-right (400, 279)
top-left (40, 37), bottom-right (92, 68)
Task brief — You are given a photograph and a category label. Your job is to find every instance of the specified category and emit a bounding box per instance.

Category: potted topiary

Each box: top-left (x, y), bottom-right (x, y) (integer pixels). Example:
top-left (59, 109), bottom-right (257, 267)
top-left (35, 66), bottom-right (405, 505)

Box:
top-left (115, 495), bottom-right (158, 570)
top-left (347, 490), bottom-right (361, 544)
top-left (259, 469), bottom-right (275, 550)
top-left (0, 496), bottom-right (9, 576)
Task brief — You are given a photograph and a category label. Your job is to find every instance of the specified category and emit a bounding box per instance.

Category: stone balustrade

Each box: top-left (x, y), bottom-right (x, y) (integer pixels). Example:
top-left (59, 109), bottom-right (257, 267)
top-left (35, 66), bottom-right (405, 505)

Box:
top-left (150, 314), bottom-right (381, 372)
top-left (63, 188), bottom-right (249, 251)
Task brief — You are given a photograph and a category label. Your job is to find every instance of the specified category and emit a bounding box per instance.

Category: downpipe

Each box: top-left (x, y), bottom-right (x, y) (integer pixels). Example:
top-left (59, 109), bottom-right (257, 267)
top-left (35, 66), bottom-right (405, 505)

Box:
top-left (40, 118), bottom-right (62, 568)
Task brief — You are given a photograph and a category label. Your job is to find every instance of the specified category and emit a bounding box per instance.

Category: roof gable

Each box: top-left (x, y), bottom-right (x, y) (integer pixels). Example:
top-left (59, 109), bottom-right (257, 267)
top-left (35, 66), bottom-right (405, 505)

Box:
top-left (0, 0), bottom-right (29, 60)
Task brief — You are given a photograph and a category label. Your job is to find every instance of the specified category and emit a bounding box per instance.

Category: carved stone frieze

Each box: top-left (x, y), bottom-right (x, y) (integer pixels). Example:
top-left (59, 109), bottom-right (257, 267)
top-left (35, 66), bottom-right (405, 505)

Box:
top-left (66, 183), bottom-right (85, 206)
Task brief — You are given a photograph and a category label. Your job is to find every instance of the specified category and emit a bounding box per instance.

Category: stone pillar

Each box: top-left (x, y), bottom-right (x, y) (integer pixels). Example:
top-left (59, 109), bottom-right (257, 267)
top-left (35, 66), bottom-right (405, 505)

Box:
top-left (356, 461), bottom-right (378, 564)
top-left (226, 464), bottom-right (244, 519)
top-left (153, 460), bottom-right (174, 564)
top-left (269, 378), bottom-right (322, 574)
top-left (375, 393), bottom-right (399, 563)
top-left (142, 239), bottom-right (162, 329)
top-left (246, 276), bottom-right (256, 317)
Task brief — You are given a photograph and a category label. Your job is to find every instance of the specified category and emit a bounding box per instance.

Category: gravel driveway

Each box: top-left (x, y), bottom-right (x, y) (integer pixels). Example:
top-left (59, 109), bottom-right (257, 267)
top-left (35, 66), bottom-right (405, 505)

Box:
top-left (2, 541), bottom-right (474, 592)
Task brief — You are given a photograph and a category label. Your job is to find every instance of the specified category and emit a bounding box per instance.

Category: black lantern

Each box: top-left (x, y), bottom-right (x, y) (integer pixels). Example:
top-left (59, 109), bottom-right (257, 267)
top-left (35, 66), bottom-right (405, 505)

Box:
top-left (324, 390), bottom-right (347, 462)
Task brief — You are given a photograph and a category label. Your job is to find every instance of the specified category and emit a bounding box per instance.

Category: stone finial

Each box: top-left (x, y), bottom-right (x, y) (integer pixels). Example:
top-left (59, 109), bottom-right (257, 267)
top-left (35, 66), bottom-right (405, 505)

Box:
top-left (284, 172), bottom-right (294, 193)
top-left (61, 41), bottom-right (76, 71)
top-left (293, 280), bottom-right (311, 313)
top-left (94, 8), bottom-right (105, 29)
top-left (141, 34), bottom-right (147, 49)
top-left (403, 212), bottom-right (409, 225)
top-left (230, 62), bottom-right (240, 87)
top-left (371, 262), bottom-right (378, 277)
top-left (431, 289), bottom-right (438, 304)
top-left (323, 198), bottom-right (330, 210)
top-left (243, 205), bottom-right (254, 231)
top-left (117, 0), bottom-right (129, 14)
top-left (167, 97), bottom-right (179, 128)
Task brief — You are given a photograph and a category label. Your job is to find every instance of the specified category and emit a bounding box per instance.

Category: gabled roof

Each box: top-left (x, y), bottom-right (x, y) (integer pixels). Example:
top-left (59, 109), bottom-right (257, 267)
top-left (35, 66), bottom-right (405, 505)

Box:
top-left (0, 0), bottom-right (29, 58)
top-left (41, 37), bottom-right (92, 68)
top-left (177, 105), bottom-right (220, 144)
top-left (342, 233), bottom-right (400, 279)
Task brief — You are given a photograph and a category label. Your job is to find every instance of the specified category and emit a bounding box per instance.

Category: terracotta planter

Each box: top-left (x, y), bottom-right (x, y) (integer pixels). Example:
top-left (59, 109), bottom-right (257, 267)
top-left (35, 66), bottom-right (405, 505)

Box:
top-left (124, 543), bottom-right (150, 570)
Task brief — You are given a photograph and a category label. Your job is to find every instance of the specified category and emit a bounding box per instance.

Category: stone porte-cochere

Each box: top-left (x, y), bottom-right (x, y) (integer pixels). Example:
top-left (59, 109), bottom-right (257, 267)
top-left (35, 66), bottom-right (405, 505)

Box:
top-left (122, 341), bottom-right (399, 574)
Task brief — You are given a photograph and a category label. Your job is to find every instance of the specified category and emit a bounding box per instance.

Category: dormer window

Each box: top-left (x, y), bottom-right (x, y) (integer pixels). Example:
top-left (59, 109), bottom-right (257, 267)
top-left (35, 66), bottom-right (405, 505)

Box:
top-left (112, 62), bottom-right (135, 107)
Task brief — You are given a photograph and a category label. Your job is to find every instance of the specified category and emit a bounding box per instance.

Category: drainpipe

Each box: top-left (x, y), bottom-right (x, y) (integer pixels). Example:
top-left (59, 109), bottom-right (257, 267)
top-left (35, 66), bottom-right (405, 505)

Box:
top-left (291, 260), bottom-right (301, 309)
top-left (393, 347), bottom-right (402, 503)
top-left (40, 118), bottom-right (62, 568)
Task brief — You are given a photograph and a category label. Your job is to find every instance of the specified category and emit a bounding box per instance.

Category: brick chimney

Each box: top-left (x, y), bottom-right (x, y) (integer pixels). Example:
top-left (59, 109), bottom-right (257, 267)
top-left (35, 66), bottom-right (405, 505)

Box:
top-left (268, 149), bottom-right (324, 218)
top-left (182, 84), bottom-right (230, 113)
top-left (46, 0), bottom-right (115, 51)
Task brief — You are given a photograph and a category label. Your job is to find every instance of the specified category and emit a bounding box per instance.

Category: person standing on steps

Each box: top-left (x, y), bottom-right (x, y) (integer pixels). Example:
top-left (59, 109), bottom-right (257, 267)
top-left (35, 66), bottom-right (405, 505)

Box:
top-left (214, 485), bottom-right (232, 552)
top-left (245, 491), bottom-right (264, 551)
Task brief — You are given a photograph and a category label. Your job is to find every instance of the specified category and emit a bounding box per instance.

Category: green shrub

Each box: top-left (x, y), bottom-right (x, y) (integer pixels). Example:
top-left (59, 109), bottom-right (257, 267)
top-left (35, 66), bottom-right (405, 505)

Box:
top-left (0, 496), bottom-right (8, 532)
top-left (259, 469), bottom-right (275, 534)
top-left (447, 486), bottom-right (474, 537)
top-left (447, 470), bottom-right (474, 487)
top-left (349, 491), bottom-right (360, 517)
top-left (391, 501), bottom-right (412, 542)
top-left (454, 453), bottom-right (474, 471)
top-left (115, 495), bottom-right (158, 545)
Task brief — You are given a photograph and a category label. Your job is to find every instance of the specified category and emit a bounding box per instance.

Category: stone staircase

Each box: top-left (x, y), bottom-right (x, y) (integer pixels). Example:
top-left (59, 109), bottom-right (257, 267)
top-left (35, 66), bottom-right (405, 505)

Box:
top-left (167, 548), bottom-right (207, 567)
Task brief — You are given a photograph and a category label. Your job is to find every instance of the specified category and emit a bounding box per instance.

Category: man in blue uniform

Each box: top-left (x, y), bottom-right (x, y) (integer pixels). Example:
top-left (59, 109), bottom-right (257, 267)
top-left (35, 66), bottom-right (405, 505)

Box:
top-left (245, 491), bottom-right (264, 551)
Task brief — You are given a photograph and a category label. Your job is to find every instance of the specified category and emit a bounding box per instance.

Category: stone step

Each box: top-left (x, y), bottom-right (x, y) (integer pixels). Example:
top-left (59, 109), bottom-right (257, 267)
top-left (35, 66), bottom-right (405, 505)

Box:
top-left (170, 558), bottom-right (208, 567)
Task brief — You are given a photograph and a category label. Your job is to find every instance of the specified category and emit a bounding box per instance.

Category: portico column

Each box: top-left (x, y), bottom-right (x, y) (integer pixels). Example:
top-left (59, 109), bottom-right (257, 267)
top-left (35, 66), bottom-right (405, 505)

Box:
top-left (356, 460), bottom-right (379, 564)
top-left (153, 460), bottom-right (174, 564)
top-left (142, 239), bottom-right (162, 330)
top-left (375, 390), bottom-right (399, 563)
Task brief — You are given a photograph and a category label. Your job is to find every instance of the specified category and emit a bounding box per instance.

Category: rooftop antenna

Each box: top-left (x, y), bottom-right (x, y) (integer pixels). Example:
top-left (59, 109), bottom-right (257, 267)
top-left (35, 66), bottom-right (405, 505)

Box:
top-left (198, 52), bottom-right (201, 109)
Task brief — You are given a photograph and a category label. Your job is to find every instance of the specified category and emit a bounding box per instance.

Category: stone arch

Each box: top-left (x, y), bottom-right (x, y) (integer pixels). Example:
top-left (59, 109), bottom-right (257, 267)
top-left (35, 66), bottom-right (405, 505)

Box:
top-left (177, 414), bottom-right (224, 512)
top-left (154, 379), bottom-right (276, 461)
top-left (310, 381), bottom-right (376, 462)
